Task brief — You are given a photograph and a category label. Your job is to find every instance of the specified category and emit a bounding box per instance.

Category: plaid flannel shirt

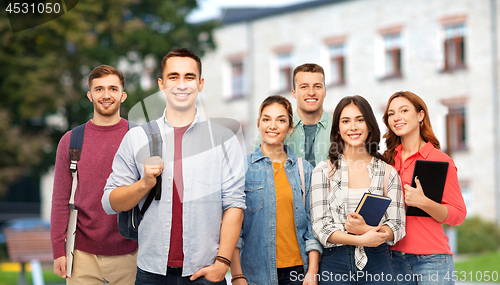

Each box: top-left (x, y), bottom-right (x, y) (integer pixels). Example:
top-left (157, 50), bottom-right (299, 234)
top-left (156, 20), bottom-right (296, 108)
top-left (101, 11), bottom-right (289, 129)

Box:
top-left (310, 154), bottom-right (405, 270)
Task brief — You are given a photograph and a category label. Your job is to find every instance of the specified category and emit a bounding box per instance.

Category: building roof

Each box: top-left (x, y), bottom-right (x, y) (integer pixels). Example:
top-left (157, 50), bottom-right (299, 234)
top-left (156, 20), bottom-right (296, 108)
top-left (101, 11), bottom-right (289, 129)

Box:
top-left (221, 0), bottom-right (351, 24)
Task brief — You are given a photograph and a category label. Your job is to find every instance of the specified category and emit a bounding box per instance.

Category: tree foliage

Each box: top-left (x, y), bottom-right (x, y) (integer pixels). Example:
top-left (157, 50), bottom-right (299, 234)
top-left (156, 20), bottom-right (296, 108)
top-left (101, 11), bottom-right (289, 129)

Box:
top-left (0, 0), bottom-right (218, 196)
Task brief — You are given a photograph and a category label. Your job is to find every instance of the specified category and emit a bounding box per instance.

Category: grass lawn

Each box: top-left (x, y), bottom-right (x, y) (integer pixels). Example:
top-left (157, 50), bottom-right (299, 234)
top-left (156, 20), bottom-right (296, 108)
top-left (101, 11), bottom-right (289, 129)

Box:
top-left (0, 269), bottom-right (64, 285)
top-left (455, 251), bottom-right (500, 283)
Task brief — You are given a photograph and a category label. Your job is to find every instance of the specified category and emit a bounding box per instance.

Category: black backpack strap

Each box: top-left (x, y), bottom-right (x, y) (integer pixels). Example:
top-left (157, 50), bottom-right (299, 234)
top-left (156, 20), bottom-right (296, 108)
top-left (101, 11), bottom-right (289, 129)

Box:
top-left (69, 124), bottom-right (86, 170)
top-left (68, 123), bottom-right (86, 209)
top-left (140, 120), bottom-right (163, 215)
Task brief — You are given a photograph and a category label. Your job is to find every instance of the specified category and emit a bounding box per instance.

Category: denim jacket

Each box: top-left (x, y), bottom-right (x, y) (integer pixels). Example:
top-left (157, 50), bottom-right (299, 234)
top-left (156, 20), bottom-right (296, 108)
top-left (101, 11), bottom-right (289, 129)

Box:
top-left (237, 145), bottom-right (323, 285)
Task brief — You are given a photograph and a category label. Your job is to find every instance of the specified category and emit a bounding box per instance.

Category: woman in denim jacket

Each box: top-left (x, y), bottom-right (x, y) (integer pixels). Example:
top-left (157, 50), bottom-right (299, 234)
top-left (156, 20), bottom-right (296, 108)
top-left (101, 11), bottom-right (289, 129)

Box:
top-left (230, 95), bottom-right (322, 285)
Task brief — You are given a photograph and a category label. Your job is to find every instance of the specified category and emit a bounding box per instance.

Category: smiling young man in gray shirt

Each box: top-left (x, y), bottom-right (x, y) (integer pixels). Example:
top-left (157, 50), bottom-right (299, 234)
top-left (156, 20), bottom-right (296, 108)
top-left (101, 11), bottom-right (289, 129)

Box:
top-left (102, 48), bottom-right (245, 284)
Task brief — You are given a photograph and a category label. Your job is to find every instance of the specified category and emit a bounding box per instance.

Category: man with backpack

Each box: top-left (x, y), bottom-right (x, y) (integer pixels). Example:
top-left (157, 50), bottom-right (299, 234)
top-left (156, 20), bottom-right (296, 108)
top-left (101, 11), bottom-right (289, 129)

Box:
top-left (102, 48), bottom-right (246, 284)
top-left (51, 65), bottom-right (138, 284)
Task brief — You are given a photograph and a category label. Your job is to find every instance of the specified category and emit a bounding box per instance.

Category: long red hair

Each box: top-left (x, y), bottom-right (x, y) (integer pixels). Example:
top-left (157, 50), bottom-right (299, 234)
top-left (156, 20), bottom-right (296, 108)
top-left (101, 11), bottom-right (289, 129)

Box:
top-left (382, 91), bottom-right (440, 165)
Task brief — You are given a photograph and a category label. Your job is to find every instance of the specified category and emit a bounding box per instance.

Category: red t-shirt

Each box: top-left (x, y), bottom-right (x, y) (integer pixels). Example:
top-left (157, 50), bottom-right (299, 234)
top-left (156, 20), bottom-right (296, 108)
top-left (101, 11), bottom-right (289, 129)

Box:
top-left (167, 124), bottom-right (191, 267)
top-left (390, 142), bottom-right (467, 255)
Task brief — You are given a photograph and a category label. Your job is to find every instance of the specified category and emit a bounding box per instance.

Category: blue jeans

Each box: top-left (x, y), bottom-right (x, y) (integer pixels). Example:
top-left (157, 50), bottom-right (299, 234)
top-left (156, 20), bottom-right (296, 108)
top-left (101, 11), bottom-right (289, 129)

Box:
top-left (390, 250), bottom-right (455, 285)
top-left (135, 267), bottom-right (227, 285)
top-left (319, 244), bottom-right (394, 284)
top-left (277, 265), bottom-right (304, 285)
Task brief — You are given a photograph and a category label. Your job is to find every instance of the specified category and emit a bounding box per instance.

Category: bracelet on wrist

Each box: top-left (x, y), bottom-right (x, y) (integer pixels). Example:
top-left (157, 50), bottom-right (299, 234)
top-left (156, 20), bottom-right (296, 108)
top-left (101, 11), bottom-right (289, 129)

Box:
top-left (231, 274), bottom-right (246, 283)
top-left (215, 255), bottom-right (231, 267)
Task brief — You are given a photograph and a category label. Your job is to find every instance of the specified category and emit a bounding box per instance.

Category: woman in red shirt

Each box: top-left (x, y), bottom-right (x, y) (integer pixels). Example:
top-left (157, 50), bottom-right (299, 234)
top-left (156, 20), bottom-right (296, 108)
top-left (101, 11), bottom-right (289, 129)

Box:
top-left (383, 91), bottom-right (467, 285)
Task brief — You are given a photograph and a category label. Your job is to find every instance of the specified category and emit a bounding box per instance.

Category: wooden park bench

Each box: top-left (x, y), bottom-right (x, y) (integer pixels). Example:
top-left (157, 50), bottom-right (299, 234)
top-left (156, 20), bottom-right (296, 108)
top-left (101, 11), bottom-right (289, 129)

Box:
top-left (4, 227), bottom-right (53, 285)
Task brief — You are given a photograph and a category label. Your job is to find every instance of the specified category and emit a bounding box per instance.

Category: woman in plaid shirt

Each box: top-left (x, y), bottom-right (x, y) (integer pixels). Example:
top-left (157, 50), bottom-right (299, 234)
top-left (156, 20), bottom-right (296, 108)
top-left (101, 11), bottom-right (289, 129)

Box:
top-left (310, 95), bottom-right (406, 284)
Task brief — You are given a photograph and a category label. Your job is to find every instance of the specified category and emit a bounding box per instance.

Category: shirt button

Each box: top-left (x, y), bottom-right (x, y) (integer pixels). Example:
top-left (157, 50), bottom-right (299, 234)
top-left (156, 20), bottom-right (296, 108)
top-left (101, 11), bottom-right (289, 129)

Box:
top-left (165, 246), bottom-right (168, 249)
top-left (166, 223), bottom-right (170, 226)
top-left (167, 199), bottom-right (171, 203)
top-left (301, 149), bottom-right (304, 152)
top-left (301, 133), bottom-right (304, 136)
top-left (168, 176), bottom-right (172, 179)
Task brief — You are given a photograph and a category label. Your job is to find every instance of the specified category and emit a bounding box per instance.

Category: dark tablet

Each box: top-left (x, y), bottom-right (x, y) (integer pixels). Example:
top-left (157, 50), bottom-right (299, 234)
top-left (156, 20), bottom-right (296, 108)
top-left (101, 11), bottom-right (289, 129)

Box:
top-left (406, 160), bottom-right (449, 217)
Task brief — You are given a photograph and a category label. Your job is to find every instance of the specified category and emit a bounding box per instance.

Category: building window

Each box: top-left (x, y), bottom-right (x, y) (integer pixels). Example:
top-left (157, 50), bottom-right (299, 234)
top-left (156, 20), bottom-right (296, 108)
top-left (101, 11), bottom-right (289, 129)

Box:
top-left (383, 33), bottom-right (402, 78)
top-left (328, 44), bottom-right (345, 85)
top-left (442, 98), bottom-right (468, 154)
top-left (230, 60), bottom-right (245, 99)
top-left (277, 52), bottom-right (292, 91)
top-left (441, 97), bottom-right (468, 155)
top-left (444, 23), bottom-right (466, 71)
top-left (446, 105), bottom-right (467, 152)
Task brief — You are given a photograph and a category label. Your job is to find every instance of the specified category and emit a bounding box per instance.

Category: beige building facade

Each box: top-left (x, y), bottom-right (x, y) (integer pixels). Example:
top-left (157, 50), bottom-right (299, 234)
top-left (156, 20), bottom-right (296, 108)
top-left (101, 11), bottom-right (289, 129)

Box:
top-left (201, 0), bottom-right (500, 221)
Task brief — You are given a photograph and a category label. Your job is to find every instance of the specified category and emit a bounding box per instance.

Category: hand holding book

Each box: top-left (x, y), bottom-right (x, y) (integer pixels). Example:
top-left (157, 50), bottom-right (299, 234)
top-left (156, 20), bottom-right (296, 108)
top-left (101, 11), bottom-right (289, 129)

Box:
top-left (345, 212), bottom-right (371, 235)
top-left (356, 225), bottom-right (390, 248)
top-left (406, 160), bottom-right (448, 217)
top-left (404, 176), bottom-right (428, 209)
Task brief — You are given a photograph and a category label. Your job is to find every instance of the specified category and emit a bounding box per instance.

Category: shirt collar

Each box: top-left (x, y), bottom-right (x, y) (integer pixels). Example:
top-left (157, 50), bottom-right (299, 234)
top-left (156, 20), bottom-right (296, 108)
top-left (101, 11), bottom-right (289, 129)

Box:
top-left (418, 141), bottom-right (434, 158)
top-left (395, 144), bottom-right (403, 157)
top-left (293, 112), bottom-right (302, 127)
top-left (163, 108), bottom-right (202, 129)
top-left (318, 110), bottom-right (332, 129)
top-left (293, 109), bottom-right (330, 129)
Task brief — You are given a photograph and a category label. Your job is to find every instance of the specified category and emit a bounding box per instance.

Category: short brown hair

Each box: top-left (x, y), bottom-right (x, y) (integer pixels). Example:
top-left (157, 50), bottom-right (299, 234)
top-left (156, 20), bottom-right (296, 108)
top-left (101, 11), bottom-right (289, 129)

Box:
top-left (160, 48), bottom-right (202, 78)
top-left (88, 65), bottom-right (125, 90)
top-left (292, 63), bottom-right (325, 90)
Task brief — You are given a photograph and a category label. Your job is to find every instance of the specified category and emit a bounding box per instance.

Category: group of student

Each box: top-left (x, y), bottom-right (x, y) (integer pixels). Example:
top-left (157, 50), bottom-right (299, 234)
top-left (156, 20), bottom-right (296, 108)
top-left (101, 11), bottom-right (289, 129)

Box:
top-left (50, 48), bottom-right (466, 285)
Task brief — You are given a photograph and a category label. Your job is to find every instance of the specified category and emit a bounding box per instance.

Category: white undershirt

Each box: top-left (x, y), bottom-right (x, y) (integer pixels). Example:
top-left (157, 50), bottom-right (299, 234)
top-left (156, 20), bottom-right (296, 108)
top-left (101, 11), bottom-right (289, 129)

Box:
top-left (347, 187), bottom-right (369, 213)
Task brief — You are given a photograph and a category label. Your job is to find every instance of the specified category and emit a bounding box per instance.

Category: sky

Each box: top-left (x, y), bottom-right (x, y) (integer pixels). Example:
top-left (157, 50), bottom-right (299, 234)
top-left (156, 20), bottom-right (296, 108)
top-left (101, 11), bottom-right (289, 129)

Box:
top-left (187, 0), bottom-right (314, 22)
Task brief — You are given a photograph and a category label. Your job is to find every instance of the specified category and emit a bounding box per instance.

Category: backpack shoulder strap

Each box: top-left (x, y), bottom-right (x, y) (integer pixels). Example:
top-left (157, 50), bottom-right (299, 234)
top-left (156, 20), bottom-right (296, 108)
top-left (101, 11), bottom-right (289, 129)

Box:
top-left (383, 164), bottom-right (391, 196)
top-left (140, 120), bottom-right (163, 215)
top-left (69, 124), bottom-right (85, 163)
top-left (128, 121), bottom-right (138, 129)
top-left (297, 157), bottom-right (306, 207)
top-left (68, 123), bottom-right (86, 207)
top-left (141, 120), bottom-right (162, 158)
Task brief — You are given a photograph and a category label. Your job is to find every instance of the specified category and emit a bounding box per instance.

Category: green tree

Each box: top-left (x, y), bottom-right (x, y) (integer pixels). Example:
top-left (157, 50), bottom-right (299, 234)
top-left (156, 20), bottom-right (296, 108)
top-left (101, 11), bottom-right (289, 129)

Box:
top-left (0, 0), bottom-right (218, 196)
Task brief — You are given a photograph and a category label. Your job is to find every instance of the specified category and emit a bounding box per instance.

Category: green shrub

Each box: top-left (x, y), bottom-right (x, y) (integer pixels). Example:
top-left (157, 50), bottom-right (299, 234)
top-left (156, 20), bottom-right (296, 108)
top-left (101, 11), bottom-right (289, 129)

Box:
top-left (0, 242), bottom-right (8, 262)
top-left (457, 216), bottom-right (500, 254)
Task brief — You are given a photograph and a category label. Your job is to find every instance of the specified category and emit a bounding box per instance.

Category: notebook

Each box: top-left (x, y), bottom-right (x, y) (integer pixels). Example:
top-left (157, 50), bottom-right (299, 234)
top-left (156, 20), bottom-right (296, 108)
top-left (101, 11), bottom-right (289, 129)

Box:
top-left (355, 193), bottom-right (392, 226)
top-left (406, 160), bottom-right (449, 217)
